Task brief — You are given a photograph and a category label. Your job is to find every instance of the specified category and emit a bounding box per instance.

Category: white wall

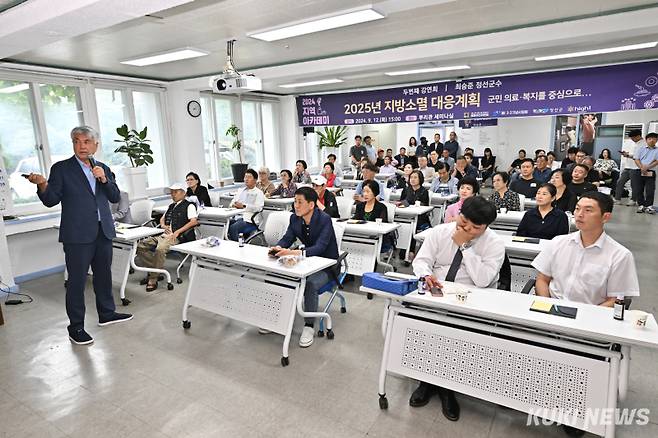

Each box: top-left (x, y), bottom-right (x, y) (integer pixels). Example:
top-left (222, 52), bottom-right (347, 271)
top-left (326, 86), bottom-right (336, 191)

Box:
top-left (604, 108), bottom-right (658, 132)
top-left (494, 116), bottom-right (553, 170)
top-left (396, 123), bottom-right (418, 153)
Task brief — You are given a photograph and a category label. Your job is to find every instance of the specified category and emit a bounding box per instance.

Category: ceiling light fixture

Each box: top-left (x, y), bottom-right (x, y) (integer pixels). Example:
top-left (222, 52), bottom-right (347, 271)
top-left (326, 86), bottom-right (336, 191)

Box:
top-left (535, 42), bottom-right (658, 61)
top-left (279, 79), bottom-right (344, 88)
top-left (249, 8), bottom-right (385, 42)
top-left (120, 48), bottom-right (209, 67)
top-left (384, 65), bottom-right (471, 76)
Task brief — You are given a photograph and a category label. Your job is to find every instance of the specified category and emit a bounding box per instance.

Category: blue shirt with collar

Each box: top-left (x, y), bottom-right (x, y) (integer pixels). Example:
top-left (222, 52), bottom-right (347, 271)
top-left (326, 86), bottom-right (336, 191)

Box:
top-left (636, 145), bottom-right (658, 166)
top-left (75, 155), bottom-right (100, 220)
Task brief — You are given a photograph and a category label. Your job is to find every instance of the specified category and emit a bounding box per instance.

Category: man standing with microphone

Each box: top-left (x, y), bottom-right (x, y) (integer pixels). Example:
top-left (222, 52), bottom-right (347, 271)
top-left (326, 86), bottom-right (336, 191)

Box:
top-left (27, 126), bottom-right (132, 345)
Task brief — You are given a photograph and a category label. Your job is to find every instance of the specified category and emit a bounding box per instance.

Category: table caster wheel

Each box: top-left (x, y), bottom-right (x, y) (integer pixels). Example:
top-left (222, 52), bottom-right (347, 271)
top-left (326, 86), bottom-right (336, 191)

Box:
top-left (121, 298), bottom-right (131, 306)
top-left (281, 356), bottom-right (289, 367)
top-left (317, 330), bottom-right (325, 338)
top-left (183, 320), bottom-right (191, 329)
top-left (326, 329), bottom-right (335, 340)
top-left (167, 283), bottom-right (174, 290)
top-left (176, 278), bottom-right (183, 284)
top-left (129, 267), bottom-right (135, 274)
top-left (367, 293), bottom-right (373, 300)
top-left (379, 394), bottom-right (388, 409)
top-left (340, 306), bottom-right (347, 313)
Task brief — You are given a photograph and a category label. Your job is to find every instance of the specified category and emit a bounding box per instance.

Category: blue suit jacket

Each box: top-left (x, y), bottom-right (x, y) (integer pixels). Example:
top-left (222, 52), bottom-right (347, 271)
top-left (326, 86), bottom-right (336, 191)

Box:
top-left (277, 209), bottom-right (338, 261)
top-left (38, 156), bottom-right (121, 244)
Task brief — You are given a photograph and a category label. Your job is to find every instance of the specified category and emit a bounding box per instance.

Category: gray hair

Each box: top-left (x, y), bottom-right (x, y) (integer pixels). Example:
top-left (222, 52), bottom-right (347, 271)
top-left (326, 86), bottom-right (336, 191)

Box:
top-left (258, 166), bottom-right (270, 175)
top-left (583, 155), bottom-right (595, 165)
top-left (70, 126), bottom-right (99, 142)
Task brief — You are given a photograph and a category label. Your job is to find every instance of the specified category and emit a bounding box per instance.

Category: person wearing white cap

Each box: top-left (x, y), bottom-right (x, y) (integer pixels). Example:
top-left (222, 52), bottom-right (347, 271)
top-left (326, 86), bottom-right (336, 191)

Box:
top-left (136, 182), bottom-right (198, 292)
top-left (311, 174), bottom-right (339, 218)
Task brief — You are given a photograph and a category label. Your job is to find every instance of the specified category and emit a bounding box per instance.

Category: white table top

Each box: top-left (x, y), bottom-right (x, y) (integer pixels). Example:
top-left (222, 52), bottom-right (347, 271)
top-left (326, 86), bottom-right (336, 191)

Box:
top-left (114, 225), bottom-right (164, 242)
top-left (393, 205), bottom-right (434, 217)
top-left (430, 193), bottom-right (458, 204)
top-left (524, 199), bottom-right (537, 208)
top-left (154, 205), bottom-right (242, 219)
top-left (341, 179), bottom-right (362, 187)
top-left (413, 227), bottom-right (548, 257)
top-left (361, 285), bottom-right (658, 349)
top-left (171, 239), bottom-right (336, 279)
top-left (264, 197), bottom-right (295, 206)
top-left (334, 218), bottom-right (400, 236)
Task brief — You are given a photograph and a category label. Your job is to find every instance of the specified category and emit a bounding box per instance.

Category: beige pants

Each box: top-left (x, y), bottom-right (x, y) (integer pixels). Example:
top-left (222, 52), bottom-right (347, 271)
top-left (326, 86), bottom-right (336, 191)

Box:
top-left (136, 234), bottom-right (178, 280)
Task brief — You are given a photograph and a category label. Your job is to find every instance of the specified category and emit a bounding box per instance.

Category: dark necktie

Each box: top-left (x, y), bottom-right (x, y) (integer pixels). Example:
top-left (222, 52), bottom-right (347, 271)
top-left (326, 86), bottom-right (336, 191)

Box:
top-left (445, 248), bottom-right (463, 282)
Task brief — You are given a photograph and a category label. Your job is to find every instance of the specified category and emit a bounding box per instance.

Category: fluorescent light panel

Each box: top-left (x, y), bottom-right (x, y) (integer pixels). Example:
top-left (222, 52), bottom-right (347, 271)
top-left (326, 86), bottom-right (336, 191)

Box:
top-left (385, 65), bottom-right (471, 76)
top-left (121, 48), bottom-right (209, 66)
top-left (250, 8), bottom-right (384, 42)
top-left (535, 42), bottom-right (658, 61)
top-left (280, 79), bottom-right (344, 88)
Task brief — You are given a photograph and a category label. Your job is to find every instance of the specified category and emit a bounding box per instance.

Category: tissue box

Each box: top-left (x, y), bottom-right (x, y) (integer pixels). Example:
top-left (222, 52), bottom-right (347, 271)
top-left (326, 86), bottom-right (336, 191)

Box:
top-left (362, 272), bottom-right (416, 296)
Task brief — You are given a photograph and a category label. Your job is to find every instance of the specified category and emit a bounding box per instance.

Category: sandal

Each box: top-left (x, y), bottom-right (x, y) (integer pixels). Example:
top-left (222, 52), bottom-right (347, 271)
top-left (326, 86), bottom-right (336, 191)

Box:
top-left (146, 281), bottom-right (158, 292)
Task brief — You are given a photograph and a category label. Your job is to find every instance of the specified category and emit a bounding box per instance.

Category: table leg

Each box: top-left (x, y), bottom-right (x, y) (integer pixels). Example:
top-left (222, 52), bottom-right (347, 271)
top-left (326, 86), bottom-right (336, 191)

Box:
top-left (618, 345), bottom-right (630, 402)
top-left (0, 304), bottom-right (4, 326)
top-left (280, 278), bottom-right (305, 367)
top-left (375, 235), bottom-right (394, 273)
top-left (404, 216), bottom-right (419, 262)
top-left (295, 277), bottom-right (334, 339)
top-left (381, 298), bottom-right (391, 338)
top-left (378, 305), bottom-right (396, 410)
top-left (181, 258), bottom-right (198, 330)
top-left (604, 354), bottom-right (620, 438)
top-left (130, 241), bottom-right (174, 290)
top-left (118, 243), bottom-right (136, 306)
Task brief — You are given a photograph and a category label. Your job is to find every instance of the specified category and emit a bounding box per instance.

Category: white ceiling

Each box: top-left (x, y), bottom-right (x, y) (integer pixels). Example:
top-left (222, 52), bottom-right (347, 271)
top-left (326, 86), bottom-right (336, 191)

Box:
top-left (3, 0), bottom-right (658, 94)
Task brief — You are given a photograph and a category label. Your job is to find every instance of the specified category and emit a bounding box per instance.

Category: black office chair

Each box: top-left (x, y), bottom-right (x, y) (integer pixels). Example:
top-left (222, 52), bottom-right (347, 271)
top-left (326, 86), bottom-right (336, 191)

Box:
top-left (497, 254), bottom-right (512, 291)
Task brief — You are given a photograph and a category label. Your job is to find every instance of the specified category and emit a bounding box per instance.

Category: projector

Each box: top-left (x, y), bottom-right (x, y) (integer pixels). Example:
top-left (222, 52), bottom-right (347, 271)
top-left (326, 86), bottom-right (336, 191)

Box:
top-left (209, 74), bottom-right (262, 94)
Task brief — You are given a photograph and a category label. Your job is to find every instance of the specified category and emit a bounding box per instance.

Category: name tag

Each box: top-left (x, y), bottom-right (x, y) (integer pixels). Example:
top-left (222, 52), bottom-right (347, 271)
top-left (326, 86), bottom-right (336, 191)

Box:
top-left (530, 183), bottom-right (537, 187)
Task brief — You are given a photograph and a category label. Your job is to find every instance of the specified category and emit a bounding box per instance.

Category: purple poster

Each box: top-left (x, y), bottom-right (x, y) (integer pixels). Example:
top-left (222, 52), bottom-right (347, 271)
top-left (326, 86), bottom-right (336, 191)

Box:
top-left (296, 60), bottom-right (658, 127)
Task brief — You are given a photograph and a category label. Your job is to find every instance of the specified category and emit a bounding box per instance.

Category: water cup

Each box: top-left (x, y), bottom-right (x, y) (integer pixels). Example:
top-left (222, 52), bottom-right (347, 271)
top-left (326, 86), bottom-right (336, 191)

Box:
top-left (500, 207), bottom-right (508, 214)
top-left (456, 291), bottom-right (468, 303)
top-left (375, 218), bottom-right (383, 225)
top-left (628, 310), bottom-right (649, 328)
top-left (415, 201), bottom-right (421, 207)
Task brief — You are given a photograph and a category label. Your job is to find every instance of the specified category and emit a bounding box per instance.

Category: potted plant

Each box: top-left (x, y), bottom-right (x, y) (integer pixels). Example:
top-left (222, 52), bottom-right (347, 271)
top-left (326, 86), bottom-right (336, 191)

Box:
top-left (226, 124), bottom-right (248, 182)
top-left (114, 124), bottom-right (153, 200)
top-left (317, 125), bottom-right (348, 156)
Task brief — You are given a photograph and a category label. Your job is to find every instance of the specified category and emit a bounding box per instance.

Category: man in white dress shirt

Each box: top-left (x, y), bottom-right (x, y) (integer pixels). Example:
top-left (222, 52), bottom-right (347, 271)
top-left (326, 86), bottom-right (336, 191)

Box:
top-left (410, 196), bottom-right (505, 421)
top-left (532, 191), bottom-right (639, 306)
top-left (227, 169), bottom-right (265, 241)
top-left (615, 129), bottom-right (644, 205)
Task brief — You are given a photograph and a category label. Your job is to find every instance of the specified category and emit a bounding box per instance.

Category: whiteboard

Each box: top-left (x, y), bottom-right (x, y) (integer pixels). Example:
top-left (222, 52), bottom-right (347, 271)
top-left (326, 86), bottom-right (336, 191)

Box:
top-left (454, 125), bottom-right (499, 156)
top-left (0, 158), bottom-right (13, 217)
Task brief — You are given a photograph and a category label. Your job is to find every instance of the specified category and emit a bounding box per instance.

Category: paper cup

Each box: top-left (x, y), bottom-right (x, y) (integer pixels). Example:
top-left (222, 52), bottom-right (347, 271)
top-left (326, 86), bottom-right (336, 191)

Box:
top-left (415, 201), bottom-right (421, 207)
top-left (375, 218), bottom-right (383, 225)
top-left (628, 310), bottom-right (649, 328)
top-left (500, 207), bottom-right (508, 214)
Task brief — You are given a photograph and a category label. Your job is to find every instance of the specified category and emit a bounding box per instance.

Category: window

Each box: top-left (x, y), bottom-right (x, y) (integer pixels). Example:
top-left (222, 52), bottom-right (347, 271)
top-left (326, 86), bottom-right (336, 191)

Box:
top-left (240, 100), bottom-right (280, 171)
top-left (200, 96), bottom-right (238, 180)
top-left (0, 80), bottom-right (41, 206)
top-left (40, 83), bottom-right (83, 170)
top-left (95, 88), bottom-right (130, 187)
top-left (201, 97), bottom-right (218, 180)
top-left (133, 91), bottom-right (167, 188)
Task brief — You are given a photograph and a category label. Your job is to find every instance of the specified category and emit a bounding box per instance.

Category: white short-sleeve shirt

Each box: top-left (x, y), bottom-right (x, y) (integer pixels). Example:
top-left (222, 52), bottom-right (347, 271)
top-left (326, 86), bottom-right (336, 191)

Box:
top-left (531, 231), bottom-right (639, 305)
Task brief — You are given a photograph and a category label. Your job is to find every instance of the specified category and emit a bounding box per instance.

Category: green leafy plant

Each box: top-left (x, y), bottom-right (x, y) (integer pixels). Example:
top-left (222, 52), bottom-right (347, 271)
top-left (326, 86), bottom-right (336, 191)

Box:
top-left (226, 124), bottom-right (243, 163)
top-left (113, 124), bottom-right (154, 167)
top-left (317, 125), bottom-right (348, 149)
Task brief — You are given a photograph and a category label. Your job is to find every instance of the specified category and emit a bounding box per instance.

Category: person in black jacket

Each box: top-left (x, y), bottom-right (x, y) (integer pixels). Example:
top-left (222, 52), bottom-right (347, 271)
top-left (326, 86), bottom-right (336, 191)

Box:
top-left (480, 148), bottom-right (496, 186)
top-left (550, 168), bottom-right (577, 213)
top-left (399, 170), bottom-right (431, 257)
top-left (516, 183), bottom-right (569, 240)
top-left (185, 172), bottom-right (212, 207)
top-left (311, 175), bottom-right (339, 218)
top-left (353, 180), bottom-right (395, 253)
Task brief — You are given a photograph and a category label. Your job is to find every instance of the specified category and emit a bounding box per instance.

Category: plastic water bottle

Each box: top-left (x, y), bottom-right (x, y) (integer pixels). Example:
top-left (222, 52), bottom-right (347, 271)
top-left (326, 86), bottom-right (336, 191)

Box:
top-left (417, 277), bottom-right (426, 295)
top-left (299, 244), bottom-right (306, 260)
top-left (238, 233), bottom-right (244, 247)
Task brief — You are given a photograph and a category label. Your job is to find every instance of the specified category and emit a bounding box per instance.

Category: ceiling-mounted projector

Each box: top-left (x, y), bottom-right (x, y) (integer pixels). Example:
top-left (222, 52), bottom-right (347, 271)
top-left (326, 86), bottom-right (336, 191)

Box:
top-left (209, 39), bottom-right (261, 94)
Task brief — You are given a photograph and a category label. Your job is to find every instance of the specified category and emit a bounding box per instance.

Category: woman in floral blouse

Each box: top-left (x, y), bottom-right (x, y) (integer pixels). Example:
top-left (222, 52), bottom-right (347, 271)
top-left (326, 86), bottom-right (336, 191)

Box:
top-left (269, 169), bottom-right (297, 198)
top-left (593, 148), bottom-right (619, 181)
top-left (489, 171), bottom-right (521, 211)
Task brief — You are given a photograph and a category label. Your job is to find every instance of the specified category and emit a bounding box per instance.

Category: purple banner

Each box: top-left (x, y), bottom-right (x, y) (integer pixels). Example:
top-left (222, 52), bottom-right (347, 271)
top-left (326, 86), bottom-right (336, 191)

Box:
top-left (458, 118), bottom-right (498, 128)
top-left (296, 60), bottom-right (658, 127)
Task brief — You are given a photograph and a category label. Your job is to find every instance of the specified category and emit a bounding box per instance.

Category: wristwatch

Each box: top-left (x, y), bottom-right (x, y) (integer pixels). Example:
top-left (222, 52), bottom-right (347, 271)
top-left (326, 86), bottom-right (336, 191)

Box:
top-left (459, 241), bottom-right (473, 252)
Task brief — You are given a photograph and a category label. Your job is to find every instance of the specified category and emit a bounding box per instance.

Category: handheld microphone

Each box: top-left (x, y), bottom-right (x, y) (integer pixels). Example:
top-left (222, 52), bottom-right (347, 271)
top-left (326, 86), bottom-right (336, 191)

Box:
top-left (88, 155), bottom-right (101, 180)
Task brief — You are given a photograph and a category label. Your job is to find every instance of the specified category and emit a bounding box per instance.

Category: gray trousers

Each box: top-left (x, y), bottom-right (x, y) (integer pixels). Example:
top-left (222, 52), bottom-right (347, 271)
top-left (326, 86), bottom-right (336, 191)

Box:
top-left (303, 270), bottom-right (330, 326)
top-left (615, 169), bottom-right (635, 201)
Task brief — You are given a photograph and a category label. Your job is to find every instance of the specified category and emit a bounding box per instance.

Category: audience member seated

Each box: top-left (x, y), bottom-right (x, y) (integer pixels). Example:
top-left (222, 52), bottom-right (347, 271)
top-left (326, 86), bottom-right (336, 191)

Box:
top-left (392, 163), bottom-right (414, 190)
top-left (532, 192), bottom-right (639, 306)
top-left (416, 156), bottom-right (434, 180)
top-left (451, 156), bottom-right (471, 180)
top-left (355, 157), bottom-right (369, 180)
top-left (533, 155), bottom-right (551, 184)
top-left (292, 160), bottom-right (312, 184)
top-left (379, 156), bottom-right (398, 177)
top-left (489, 171), bottom-right (521, 211)
top-left (568, 164), bottom-right (597, 197)
top-left (516, 183), bottom-right (569, 240)
top-left (270, 187), bottom-right (339, 347)
top-left (593, 148), bottom-right (619, 186)
top-left (581, 156), bottom-right (601, 184)
top-left (326, 153), bottom-right (344, 179)
top-left (480, 148), bottom-right (496, 185)
top-left (110, 172), bottom-right (132, 223)
top-left (440, 148), bottom-right (455, 171)
top-left (428, 150), bottom-right (442, 172)
top-left (445, 176), bottom-right (479, 222)
top-left (411, 196), bottom-right (504, 422)
top-left (354, 163), bottom-right (386, 202)
top-left (270, 169), bottom-right (297, 198)
top-left (136, 183), bottom-right (198, 291)
top-left (550, 168), bottom-right (577, 213)
top-left (227, 169), bottom-right (265, 241)
top-left (353, 180), bottom-right (395, 252)
top-left (566, 149), bottom-right (587, 175)
top-left (560, 146), bottom-right (579, 169)
top-left (394, 147), bottom-right (410, 168)
top-left (185, 172), bottom-right (212, 207)
top-left (430, 163), bottom-right (458, 196)
top-left (321, 162), bottom-right (341, 187)
top-left (375, 148), bottom-right (386, 167)
top-left (443, 131), bottom-right (460, 160)
top-left (509, 158), bottom-right (539, 198)
top-left (508, 149), bottom-right (527, 174)
top-left (312, 175), bottom-right (339, 218)
top-left (463, 147), bottom-right (478, 168)
top-left (256, 166), bottom-right (276, 196)
top-left (463, 153), bottom-right (479, 177)
top-left (399, 170), bottom-right (431, 258)
top-left (547, 151), bottom-right (559, 170)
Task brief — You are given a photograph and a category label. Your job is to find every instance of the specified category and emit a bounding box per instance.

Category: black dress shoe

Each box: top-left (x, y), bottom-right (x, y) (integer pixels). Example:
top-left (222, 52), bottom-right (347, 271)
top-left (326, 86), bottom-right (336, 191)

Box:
top-left (409, 381), bottom-right (436, 407)
top-left (68, 328), bottom-right (93, 345)
top-left (562, 425), bottom-right (585, 437)
top-left (98, 312), bottom-right (133, 327)
top-left (437, 387), bottom-right (460, 421)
